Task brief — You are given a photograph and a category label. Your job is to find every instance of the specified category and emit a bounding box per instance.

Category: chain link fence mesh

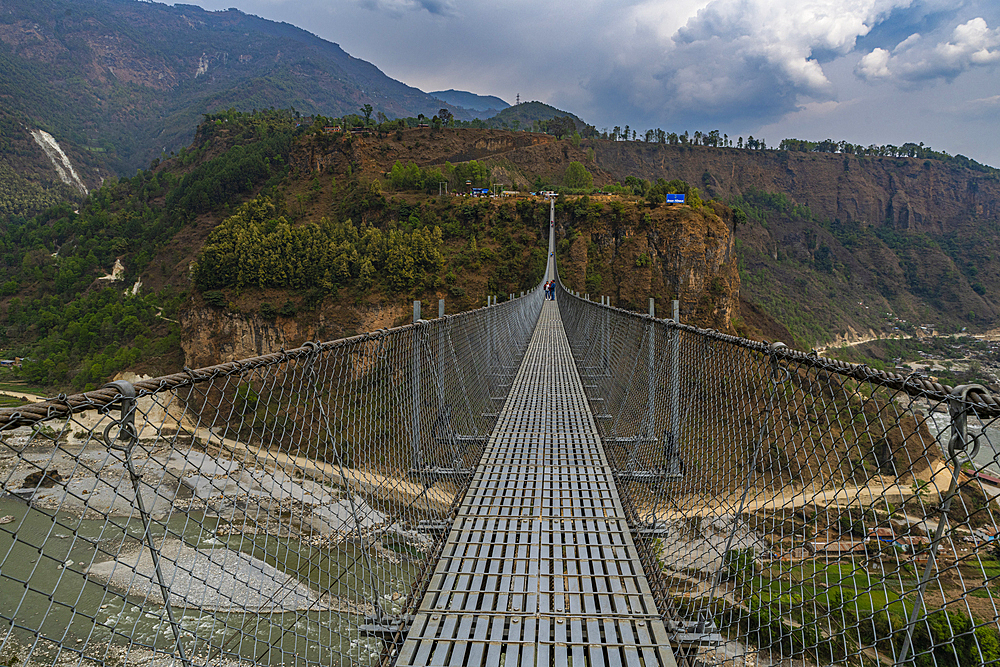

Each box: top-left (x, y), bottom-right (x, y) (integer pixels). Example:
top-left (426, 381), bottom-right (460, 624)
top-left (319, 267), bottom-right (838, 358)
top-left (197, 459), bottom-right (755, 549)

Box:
top-left (557, 281), bottom-right (1000, 667)
top-left (0, 289), bottom-right (543, 667)
top-left (8, 270), bottom-right (1000, 667)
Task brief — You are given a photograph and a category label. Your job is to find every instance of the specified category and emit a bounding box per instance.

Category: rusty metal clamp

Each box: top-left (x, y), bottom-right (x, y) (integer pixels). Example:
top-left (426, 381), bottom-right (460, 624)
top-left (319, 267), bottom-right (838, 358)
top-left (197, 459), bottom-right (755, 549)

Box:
top-left (102, 380), bottom-right (138, 454)
top-left (948, 384), bottom-right (987, 462)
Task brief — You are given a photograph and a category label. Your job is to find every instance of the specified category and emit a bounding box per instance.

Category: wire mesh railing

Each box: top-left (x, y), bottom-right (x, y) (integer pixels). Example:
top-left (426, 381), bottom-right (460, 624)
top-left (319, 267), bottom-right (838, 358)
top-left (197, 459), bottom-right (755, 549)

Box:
top-left (0, 289), bottom-right (543, 667)
top-left (556, 279), bottom-right (1000, 667)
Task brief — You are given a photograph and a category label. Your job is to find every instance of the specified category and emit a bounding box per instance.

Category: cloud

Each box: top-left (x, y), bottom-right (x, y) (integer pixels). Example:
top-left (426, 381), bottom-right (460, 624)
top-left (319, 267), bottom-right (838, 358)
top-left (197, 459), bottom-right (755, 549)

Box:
top-left (855, 47), bottom-right (892, 78)
top-left (580, 0), bottom-right (913, 127)
top-left (955, 93), bottom-right (1000, 118)
top-left (358, 0), bottom-right (456, 17)
top-left (855, 17), bottom-right (1000, 83)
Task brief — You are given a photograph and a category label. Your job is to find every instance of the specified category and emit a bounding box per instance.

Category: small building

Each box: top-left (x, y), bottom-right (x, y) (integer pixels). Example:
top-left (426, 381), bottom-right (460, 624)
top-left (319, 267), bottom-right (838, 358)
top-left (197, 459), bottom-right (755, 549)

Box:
top-left (807, 540), bottom-right (869, 556)
top-left (322, 126), bottom-right (343, 134)
top-left (895, 536), bottom-right (932, 553)
top-left (867, 527), bottom-right (897, 542)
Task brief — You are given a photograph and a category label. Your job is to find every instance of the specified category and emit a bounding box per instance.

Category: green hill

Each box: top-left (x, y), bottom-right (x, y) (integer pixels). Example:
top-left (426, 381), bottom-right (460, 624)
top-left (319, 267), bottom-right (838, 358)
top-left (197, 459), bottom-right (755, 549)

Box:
top-left (485, 102), bottom-right (594, 136)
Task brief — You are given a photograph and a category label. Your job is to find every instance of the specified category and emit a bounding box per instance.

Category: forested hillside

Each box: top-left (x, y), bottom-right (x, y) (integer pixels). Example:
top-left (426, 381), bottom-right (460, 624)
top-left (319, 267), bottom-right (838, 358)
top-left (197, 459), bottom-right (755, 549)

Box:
top-left (0, 112), bottom-right (556, 388)
top-left (0, 111), bottom-right (748, 389)
top-left (7, 106), bottom-right (1000, 392)
top-left (0, 109), bottom-right (89, 217)
top-left (0, 110), bottom-right (301, 389)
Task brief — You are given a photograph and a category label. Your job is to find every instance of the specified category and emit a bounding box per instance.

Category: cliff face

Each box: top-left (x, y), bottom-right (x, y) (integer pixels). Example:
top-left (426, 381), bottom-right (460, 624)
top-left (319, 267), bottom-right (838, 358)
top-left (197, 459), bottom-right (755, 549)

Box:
top-left (180, 301), bottom-right (410, 369)
top-left (558, 199), bottom-right (739, 331)
top-left (171, 132), bottom-right (1000, 368)
top-left (593, 142), bottom-right (1000, 340)
top-left (592, 143), bottom-right (1000, 234)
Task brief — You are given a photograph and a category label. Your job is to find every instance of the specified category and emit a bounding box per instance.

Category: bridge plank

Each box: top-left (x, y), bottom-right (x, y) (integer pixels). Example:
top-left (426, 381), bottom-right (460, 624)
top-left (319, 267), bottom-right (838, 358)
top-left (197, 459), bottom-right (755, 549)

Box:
top-left (394, 302), bottom-right (677, 666)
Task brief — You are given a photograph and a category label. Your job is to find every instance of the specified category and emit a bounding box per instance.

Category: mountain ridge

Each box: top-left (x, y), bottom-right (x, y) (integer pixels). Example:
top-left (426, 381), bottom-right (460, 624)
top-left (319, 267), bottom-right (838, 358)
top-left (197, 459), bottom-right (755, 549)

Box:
top-left (429, 89), bottom-right (509, 117)
top-left (0, 0), bottom-right (478, 176)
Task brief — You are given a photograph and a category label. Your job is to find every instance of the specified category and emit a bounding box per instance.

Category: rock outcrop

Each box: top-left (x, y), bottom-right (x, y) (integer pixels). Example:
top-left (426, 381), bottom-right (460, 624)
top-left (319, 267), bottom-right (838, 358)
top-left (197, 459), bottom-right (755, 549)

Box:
top-left (559, 198), bottom-right (739, 332)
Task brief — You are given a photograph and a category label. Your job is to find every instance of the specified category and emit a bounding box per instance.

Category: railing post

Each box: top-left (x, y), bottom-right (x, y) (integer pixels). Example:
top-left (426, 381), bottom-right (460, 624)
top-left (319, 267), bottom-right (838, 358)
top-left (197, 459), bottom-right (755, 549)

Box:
top-left (104, 380), bottom-right (192, 667)
top-left (437, 299), bottom-right (446, 399)
top-left (486, 297), bottom-right (493, 379)
top-left (412, 301), bottom-right (422, 471)
top-left (602, 296), bottom-right (608, 375)
top-left (646, 298), bottom-right (655, 439)
top-left (898, 383), bottom-right (988, 665)
top-left (669, 300), bottom-right (681, 470)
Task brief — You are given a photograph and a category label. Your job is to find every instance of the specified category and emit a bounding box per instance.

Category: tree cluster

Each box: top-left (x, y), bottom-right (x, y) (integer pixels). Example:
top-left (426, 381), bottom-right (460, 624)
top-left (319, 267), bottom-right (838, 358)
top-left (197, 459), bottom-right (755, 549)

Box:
top-left (386, 160), bottom-right (491, 193)
top-left (6, 288), bottom-right (182, 389)
top-left (194, 196), bottom-right (445, 294)
top-left (778, 138), bottom-right (998, 174)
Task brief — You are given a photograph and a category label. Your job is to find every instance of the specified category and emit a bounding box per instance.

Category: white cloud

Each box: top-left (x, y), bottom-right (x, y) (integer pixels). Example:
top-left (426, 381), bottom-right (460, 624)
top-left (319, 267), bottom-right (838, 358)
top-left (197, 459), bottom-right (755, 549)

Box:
top-left (855, 47), bottom-right (892, 78)
top-left (582, 0), bottom-right (916, 126)
top-left (855, 17), bottom-right (1000, 83)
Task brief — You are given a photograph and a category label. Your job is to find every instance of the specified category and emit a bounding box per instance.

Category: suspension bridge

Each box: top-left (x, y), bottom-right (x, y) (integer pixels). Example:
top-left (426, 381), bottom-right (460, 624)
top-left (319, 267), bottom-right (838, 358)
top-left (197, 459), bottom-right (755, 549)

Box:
top-left (4, 204), bottom-right (1000, 667)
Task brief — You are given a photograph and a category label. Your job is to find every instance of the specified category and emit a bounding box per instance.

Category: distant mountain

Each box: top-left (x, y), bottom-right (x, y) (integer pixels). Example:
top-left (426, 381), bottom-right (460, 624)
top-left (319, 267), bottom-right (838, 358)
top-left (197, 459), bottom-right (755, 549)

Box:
top-left (0, 0), bottom-right (475, 181)
top-left (430, 89), bottom-right (508, 118)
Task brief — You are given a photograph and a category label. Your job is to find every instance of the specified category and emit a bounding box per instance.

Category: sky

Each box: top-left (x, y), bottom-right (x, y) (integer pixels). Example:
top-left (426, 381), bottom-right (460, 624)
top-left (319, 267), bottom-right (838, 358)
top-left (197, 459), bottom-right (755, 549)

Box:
top-left (180, 0), bottom-right (1000, 167)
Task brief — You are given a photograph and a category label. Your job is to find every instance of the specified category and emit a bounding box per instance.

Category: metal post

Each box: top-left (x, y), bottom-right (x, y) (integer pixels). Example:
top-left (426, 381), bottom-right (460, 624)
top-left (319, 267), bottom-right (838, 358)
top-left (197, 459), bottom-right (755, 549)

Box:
top-left (669, 300), bottom-right (681, 475)
top-left (438, 299), bottom-right (446, 398)
top-left (436, 298), bottom-right (455, 470)
top-left (646, 299), bottom-right (655, 438)
top-left (486, 296), bottom-right (492, 379)
top-left (412, 301), bottom-right (422, 471)
top-left (898, 384), bottom-right (987, 665)
top-left (602, 296), bottom-right (609, 375)
top-left (103, 380), bottom-right (193, 667)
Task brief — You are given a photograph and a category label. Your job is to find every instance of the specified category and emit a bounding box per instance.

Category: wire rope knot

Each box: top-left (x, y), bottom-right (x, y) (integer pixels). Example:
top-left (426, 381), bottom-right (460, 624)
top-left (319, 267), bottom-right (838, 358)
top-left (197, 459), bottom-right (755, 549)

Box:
top-left (301, 340), bottom-right (321, 359)
top-left (948, 384), bottom-right (988, 462)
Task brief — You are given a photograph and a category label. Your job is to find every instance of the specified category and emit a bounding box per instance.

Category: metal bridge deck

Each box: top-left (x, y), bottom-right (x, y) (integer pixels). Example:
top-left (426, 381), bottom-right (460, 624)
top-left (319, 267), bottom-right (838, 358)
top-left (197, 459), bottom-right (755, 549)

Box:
top-left (397, 301), bottom-right (677, 667)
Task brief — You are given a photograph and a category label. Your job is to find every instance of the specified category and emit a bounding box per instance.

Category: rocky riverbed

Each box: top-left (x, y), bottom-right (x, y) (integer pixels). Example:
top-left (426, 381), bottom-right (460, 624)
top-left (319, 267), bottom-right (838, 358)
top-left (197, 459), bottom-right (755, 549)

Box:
top-left (0, 423), bottom-right (430, 666)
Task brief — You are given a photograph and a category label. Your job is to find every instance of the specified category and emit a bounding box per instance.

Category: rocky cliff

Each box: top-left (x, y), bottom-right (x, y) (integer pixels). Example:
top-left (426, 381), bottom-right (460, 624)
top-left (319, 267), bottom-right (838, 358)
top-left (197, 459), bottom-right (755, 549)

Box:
top-left (593, 143), bottom-right (999, 235)
top-left (179, 300), bottom-right (413, 369)
top-left (557, 198), bottom-right (739, 331)
top-left (592, 142), bottom-right (1000, 342)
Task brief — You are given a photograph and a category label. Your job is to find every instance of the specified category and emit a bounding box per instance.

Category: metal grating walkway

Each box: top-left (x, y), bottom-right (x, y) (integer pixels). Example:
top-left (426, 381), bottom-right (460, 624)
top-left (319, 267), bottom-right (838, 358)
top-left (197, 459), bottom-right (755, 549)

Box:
top-left (397, 301), bottom-right (677, 667)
